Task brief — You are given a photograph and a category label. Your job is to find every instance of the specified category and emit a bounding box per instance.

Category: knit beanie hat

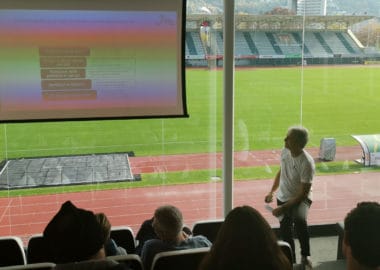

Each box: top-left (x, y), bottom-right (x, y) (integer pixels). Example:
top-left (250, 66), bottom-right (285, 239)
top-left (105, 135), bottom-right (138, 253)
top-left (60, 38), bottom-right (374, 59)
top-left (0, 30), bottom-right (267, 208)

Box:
top-left (43, 200), bottom-right (105, 263)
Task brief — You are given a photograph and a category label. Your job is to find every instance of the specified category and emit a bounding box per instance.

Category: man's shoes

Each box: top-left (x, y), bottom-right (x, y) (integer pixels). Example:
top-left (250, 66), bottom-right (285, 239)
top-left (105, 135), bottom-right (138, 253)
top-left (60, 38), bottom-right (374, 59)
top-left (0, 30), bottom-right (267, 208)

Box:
top-left (301, 256), bottom-right (313, 270)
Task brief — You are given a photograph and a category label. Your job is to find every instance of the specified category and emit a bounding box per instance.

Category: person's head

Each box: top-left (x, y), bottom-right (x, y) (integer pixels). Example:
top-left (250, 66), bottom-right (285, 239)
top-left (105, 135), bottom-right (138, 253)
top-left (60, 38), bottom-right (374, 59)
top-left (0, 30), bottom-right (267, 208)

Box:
top-left (285, 126), bottom-right (309, 151)
top-left (200, 205), bottom-right (291, 270)
top-left (152, 205), bottom-right (183, 243)
top-left (343, 201), bottom-right (380, 270)
top-left (43, 201), bottom-right (107, 263)
top-left (96, 212), bottom-right (112, 242)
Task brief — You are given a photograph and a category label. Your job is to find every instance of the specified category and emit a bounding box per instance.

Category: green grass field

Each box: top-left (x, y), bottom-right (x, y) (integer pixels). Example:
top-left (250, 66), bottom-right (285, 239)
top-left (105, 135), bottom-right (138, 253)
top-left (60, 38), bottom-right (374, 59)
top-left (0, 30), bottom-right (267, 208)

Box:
top-left (1, 65), bottom-right (380, 196)
top-left (1, 66), bottom-right (379, 159)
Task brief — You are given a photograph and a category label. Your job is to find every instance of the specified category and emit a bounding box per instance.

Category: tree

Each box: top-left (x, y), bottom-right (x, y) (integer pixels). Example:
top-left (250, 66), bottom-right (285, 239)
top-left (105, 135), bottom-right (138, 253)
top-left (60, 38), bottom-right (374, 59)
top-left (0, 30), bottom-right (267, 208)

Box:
top-left (353, 20), bottom-right (380, 48)
top-left (264, 7), bottom-right (295, 15)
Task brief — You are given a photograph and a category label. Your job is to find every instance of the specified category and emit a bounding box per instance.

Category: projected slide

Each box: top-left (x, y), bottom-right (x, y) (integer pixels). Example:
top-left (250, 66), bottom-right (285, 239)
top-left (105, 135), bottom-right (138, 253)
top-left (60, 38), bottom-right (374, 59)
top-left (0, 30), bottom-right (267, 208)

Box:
top-left (0, 1), bottom-right (186, 121)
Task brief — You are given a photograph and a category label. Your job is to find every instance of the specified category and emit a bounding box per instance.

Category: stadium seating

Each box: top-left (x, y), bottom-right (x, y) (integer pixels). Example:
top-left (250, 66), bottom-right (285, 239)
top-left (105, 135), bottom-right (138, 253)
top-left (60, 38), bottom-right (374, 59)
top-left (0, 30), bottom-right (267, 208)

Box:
top-left (2, 262), bottom-right (56, 270)
top-left (27, 234), bottom-right (53, 264)
top-left (108, 254), bottom-right (143, 270)
top-left (54, 259), bottom-right (123, 270)
top-left (186, 31), bottom-right (206, 59)
top-left (251, 31), bottom-right (278, 56)
top-left (185, 26), bottom-right (373, 67)
top-left (335, 222), bottom-right (345, 260)
top-left (0, 236), bottom-right (27, 267)
top-left (150, 247), bottom-right (210, 270)
top-left (192, 219), bottom-right (224, 243)
top-left (278, 240), bottom-right (294, 264)
top-left (110, 226), bottom-right (136, 254)
top-left (321, 31), bottom-right (352, 55)
top-left (235, 31), bottom-right (255, 56)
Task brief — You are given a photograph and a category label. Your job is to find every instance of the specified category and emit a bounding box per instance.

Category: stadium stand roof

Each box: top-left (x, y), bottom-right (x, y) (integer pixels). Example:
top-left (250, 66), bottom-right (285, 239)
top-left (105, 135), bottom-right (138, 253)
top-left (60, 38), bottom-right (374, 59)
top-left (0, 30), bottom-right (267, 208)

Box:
top-left (186, 14), bottom-right (374, 30)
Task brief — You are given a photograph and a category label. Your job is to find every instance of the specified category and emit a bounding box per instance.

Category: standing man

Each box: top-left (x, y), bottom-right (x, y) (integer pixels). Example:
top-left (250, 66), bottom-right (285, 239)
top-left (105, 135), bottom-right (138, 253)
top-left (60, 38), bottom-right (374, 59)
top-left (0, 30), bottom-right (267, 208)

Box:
top-left (264, 126), bottom-right (315, 269)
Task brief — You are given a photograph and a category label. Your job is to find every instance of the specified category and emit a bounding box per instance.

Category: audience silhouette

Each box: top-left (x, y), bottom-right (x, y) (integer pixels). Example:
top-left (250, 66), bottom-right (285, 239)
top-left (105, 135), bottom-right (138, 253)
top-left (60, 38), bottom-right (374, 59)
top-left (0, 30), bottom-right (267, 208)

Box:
top-left (343, 201), bottom-right (380, 270)
top-left (140, 205), bottom-right (211, 270)
top-left (135, 217), bottom-right (158, 255)
top-left (199, 205), bottom-right (292, 270)
top-left (95, 212), bottom-right (127, 256)
top-left (43, 201), bottom-right (107, 263)
top-left (14, 200), bottom-right (380, 269)
top-left (43, 201), bottom-right (128, 269)
top-left (135, 216), bottom-right (193, 255)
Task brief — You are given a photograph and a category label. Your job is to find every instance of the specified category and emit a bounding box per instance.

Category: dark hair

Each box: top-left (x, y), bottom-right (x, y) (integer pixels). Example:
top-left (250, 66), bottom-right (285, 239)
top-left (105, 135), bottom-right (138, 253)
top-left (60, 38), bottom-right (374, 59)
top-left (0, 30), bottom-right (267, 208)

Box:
top-left (43, 201), bottom-right (106, 263)
top-left (199, 205), bottom-right (291, 270)
top-left (344, 201), bottom-right (380, 268)
top-left (288, 126), bottom-right (309, 149)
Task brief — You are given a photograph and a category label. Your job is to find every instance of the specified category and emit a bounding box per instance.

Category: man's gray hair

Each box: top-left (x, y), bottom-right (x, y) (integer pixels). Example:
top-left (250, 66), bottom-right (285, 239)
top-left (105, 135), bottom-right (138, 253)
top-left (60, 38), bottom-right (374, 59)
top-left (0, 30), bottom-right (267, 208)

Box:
top-left (288, 126), bottom-right (309, 148)
top-left (154, 205), bottom-right (183, 241)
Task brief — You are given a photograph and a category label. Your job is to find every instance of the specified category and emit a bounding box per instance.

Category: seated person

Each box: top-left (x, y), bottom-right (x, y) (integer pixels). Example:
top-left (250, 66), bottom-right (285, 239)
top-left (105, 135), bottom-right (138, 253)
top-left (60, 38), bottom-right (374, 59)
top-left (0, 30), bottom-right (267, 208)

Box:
top-left (95, 212), bottom-right (127, 256)
top-left (135, 217), bottom-right (157, 255)
top-left (43, 200), bottom-right (129, 269)
top-left (135, 217), bottom-right (192, 254)
top-left (141, 205), bottom-right (211, 270)
top-left (199, 205), bottom-right (292, 270)
top-left (342, 201), bottom-right (380, 270)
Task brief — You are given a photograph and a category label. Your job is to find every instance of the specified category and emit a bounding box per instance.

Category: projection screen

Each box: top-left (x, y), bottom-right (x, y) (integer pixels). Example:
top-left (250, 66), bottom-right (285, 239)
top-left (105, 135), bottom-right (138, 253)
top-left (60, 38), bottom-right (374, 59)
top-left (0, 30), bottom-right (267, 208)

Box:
top-left (0, 0), bottom-right (188, 122)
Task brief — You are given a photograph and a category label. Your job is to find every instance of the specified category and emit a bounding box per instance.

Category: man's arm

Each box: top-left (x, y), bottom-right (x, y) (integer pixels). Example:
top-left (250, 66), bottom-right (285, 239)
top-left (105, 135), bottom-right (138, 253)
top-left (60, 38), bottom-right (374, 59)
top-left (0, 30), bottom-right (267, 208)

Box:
top-left (272, 182), bottom-right (311, 216)
top-left (264, 169), bottom-right (281, 203)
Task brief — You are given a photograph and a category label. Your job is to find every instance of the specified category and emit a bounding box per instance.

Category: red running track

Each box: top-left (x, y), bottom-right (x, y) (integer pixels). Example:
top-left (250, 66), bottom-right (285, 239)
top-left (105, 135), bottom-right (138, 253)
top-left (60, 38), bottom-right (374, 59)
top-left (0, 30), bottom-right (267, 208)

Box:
top-left (1, 146), bottom-right (379, 245)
